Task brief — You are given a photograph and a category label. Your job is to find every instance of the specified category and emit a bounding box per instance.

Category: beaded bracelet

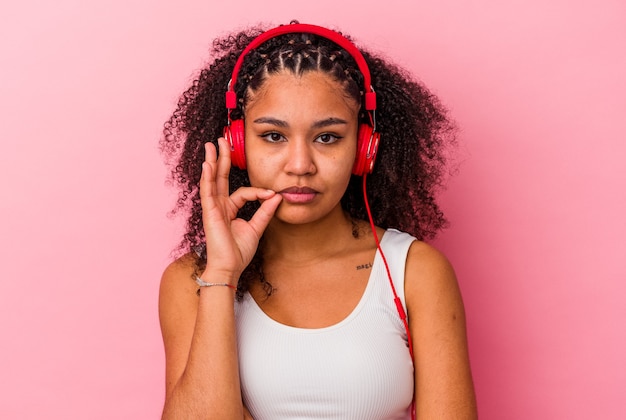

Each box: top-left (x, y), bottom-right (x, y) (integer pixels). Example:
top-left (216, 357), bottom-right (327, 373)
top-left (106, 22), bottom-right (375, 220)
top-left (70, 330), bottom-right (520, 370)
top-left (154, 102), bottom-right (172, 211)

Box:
top-left (195, 276), bottom-right (237, 296)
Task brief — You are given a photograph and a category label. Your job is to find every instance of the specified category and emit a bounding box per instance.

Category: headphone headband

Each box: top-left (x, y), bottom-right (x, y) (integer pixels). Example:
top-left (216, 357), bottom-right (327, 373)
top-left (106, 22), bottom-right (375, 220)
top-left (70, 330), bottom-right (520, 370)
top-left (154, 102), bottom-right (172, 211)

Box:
top-left (225, 23), bottom-right (376, 111)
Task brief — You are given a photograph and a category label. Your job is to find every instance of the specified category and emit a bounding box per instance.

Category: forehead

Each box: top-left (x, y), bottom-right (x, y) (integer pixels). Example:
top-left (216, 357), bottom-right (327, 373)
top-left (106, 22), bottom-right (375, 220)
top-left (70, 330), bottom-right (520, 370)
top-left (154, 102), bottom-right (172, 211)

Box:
top-left (244, 71), bottom-right (360, 118)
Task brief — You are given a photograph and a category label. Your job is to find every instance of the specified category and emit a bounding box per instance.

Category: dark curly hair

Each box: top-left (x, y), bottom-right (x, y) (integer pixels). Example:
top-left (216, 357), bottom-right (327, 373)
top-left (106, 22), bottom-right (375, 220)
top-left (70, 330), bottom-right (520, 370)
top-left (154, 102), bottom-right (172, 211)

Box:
top-left (160, 22), bottom-right (456, 299)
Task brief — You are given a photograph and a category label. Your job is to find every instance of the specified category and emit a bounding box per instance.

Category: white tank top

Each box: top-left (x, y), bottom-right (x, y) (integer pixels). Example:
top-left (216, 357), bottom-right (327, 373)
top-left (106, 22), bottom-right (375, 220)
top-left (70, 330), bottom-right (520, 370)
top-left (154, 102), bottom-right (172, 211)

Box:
top-left (235, 229), bottom-right (415, 419)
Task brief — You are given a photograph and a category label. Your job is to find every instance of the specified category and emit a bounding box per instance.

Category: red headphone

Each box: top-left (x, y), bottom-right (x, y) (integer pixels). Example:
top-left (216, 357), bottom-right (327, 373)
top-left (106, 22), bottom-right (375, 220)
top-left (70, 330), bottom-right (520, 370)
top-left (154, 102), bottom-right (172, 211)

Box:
top-left (224, 23), bottom-right (380, 176)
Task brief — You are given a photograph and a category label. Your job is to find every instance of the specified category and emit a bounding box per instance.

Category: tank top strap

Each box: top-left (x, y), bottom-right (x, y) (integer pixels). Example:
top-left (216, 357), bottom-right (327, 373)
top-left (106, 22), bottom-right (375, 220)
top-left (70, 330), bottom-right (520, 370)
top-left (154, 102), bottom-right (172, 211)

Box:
top-left (379, 228), bottom-right (418, 317)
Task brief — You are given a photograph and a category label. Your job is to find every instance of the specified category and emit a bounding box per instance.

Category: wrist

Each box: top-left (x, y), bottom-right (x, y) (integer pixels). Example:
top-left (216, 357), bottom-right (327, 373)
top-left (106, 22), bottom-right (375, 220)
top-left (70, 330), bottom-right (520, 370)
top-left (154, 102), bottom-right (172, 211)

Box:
top-left (200, 268), bottom-right (239, 286)
top-left (196, 271), bottom-right (239, 296)
top-left (195, 276), bottom-right (237, 289)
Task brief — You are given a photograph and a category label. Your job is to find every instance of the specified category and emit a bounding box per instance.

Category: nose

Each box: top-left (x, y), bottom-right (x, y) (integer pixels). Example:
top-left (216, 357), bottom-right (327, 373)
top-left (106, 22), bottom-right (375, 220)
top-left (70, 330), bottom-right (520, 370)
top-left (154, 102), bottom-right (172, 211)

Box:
top-left (284, 139), bottom-right (316, 176)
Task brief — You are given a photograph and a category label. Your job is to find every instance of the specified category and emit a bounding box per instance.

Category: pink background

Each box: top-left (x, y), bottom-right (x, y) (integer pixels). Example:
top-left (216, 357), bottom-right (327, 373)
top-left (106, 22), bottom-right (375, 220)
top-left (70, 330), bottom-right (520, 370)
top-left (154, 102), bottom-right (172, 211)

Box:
top-left (1, 0), bottom-right (624, 418)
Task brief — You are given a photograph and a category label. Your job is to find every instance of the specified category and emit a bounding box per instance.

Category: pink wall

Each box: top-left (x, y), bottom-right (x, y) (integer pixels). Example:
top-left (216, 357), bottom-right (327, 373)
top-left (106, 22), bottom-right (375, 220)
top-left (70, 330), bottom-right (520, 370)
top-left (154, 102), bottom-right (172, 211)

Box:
top-left (1, 0), bottom-right (624, 418)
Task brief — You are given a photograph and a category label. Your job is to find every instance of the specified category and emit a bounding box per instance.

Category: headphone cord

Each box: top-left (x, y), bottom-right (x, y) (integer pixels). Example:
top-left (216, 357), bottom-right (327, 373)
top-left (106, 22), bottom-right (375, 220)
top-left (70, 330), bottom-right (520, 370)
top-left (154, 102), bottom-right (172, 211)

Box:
top-left (362, 174), bottom-right (416, 420)
top-left (362, 174), bottom-right (414, 357)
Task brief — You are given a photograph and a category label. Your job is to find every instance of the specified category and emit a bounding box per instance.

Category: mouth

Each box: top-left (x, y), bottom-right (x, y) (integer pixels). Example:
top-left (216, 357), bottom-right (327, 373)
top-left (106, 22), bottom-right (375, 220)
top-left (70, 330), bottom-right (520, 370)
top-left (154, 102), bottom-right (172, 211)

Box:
top-left (278, 186), bottom-right (319, 204)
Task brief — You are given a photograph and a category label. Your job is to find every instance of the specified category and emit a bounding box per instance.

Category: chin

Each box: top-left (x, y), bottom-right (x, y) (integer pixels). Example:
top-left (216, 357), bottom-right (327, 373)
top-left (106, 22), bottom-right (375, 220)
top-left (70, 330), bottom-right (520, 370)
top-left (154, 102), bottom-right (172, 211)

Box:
top-left (272, 202), bottom-right (341, 226)
top-left (273, 209), bottom-right (319, 226)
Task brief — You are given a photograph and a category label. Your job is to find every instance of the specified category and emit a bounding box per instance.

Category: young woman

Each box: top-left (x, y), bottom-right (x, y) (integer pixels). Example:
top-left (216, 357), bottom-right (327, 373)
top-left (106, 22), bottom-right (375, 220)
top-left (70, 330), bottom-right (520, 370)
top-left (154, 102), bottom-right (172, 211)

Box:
top-left (159, 22), bottom-right (477, 419)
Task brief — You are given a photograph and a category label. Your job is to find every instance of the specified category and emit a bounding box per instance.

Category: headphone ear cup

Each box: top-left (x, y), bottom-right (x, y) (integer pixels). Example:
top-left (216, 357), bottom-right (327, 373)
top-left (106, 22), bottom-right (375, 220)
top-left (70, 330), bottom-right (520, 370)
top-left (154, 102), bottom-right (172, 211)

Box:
top-left (224, 119), bottom-right (246, 169)
top-left (352, 124), bottom-right (380, 176)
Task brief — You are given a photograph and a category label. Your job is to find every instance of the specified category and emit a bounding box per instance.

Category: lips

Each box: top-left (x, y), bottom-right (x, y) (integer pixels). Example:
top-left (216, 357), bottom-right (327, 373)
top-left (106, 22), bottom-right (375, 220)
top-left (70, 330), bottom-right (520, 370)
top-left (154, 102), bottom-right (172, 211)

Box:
top-left (278, 186), bottom-right (319, 204)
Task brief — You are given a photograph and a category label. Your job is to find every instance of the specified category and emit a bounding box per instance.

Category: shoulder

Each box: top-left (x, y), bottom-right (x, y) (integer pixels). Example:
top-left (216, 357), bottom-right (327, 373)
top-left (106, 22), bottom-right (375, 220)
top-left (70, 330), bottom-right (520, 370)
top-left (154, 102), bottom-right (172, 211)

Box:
top-left (160, 253), bottom-right (199, 295)
top-left (381, 229), bottom-right (456, 286)
top-left (158, 254), bottom-right (205, 400)
top-left (161, 253), bottom-right (198, 284)
top-left (406, 241), bottom-right (456, 282)
top-left (402, 241), bottom-right (478, 417)
top-left (158, 254), bottom-right (200, 330)
top-left (404, 240), bottom-right (462, 311)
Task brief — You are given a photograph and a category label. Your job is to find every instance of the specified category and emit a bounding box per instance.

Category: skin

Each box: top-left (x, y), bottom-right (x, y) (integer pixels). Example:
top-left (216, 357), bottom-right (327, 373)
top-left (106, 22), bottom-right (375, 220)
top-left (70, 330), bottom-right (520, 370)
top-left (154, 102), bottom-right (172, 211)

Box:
top-left (159, 70), bottom-right (477, 419)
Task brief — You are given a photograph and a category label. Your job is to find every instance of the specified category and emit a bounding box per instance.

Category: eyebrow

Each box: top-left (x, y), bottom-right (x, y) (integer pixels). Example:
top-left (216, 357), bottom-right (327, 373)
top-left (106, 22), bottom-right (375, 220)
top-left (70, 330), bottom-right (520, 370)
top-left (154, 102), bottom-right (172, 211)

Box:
top-left (252, 117), bottom-right (349, 129)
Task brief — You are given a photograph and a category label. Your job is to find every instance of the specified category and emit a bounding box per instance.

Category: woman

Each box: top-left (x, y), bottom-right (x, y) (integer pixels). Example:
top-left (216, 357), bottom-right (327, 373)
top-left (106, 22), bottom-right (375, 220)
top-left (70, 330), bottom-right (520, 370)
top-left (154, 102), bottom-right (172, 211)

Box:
top-left (159, 22), bottom-right (477, 419)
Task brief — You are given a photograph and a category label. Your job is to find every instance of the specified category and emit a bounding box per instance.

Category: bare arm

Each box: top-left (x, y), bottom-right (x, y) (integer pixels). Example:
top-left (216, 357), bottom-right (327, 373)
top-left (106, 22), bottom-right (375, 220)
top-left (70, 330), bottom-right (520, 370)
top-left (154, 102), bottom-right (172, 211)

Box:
top-left (405, 242), bottom-right (478, 418)
top-left (160, 262), bottom-right (242, 419)
top-left (159, 138), bottom-right (281, 419)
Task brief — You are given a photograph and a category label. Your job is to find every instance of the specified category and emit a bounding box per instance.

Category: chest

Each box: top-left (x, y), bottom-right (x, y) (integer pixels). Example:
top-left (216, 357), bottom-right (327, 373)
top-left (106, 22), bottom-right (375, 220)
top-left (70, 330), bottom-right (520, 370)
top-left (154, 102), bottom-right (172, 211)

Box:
top-left (235, 272), bottom-right (414, 420)
top-left (250, 252), bottom-right (375, 328)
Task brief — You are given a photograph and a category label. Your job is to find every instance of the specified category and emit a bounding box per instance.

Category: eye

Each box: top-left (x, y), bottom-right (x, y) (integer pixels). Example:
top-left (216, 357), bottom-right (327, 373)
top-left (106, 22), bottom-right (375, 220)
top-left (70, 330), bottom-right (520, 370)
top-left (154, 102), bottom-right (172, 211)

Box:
top-left (260, 132), bottom-right (285, 143)
top-left (315, 133), bottom-right (341, 144)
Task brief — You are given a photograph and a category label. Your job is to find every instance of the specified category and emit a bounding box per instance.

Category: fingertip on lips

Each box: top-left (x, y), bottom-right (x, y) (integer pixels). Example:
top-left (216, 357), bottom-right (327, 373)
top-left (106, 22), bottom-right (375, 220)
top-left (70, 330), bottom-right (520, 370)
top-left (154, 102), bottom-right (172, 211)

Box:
top-left (260, 189), bottom-right (278, 198)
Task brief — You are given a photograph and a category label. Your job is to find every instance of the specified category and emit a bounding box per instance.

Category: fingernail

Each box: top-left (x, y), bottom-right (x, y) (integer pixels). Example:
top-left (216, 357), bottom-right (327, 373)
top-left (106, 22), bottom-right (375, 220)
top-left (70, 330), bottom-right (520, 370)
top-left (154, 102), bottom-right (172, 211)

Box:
top-left (261, 189), bottom-right (275, 197)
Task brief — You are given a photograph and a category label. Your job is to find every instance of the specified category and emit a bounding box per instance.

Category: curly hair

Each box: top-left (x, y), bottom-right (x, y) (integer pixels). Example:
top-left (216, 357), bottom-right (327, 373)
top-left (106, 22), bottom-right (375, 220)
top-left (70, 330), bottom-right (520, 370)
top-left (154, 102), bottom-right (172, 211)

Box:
top-left (160, 22), bottom-right (456, 299)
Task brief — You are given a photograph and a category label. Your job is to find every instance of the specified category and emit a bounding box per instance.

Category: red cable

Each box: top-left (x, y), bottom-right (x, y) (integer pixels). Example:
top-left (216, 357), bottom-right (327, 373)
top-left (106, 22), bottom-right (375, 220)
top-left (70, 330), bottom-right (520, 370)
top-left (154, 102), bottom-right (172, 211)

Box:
top-left (362, 174), bottom-right (416, 419)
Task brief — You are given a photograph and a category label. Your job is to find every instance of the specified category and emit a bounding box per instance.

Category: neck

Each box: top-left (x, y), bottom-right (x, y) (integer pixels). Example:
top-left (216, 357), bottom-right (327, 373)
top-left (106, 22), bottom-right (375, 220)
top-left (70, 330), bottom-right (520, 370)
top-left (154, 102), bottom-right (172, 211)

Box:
top-left (261, 206), bottom-right (356, 263)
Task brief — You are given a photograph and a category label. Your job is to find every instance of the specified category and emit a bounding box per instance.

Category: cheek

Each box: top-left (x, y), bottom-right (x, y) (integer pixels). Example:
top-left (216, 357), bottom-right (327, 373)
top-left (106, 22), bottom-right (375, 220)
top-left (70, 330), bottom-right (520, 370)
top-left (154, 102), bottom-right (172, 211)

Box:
top-left (244, 153), bottom-right (272, 187)
top-left (322, 148), bottom-right (356, 187)
top-left (331, 155), bottom-right (354, 177)
top-left (338, 142), bottom-right (358, 175)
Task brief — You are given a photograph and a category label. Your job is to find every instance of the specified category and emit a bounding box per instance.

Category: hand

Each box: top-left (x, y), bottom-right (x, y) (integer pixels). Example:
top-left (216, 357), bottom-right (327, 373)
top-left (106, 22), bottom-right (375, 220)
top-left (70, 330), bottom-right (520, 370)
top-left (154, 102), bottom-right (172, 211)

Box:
top-left (200, 137), bottom-right (282, 281)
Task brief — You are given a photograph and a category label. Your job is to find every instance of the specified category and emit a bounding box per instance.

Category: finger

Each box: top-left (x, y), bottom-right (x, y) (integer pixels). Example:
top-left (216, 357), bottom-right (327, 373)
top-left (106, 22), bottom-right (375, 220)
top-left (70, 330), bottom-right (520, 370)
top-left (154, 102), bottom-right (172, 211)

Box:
top-left (215, 137), bottom-right (231, 197)
top-left (204, 140), bottom-right (217, 163)
top-left (248, 193), bottom-right (282, 236)
top-left (200, 162), bottom-right (217, 210)
top-left (228, 187), bottom-right (278, 211)
top-left (202, 142), bottom-right (220, 198)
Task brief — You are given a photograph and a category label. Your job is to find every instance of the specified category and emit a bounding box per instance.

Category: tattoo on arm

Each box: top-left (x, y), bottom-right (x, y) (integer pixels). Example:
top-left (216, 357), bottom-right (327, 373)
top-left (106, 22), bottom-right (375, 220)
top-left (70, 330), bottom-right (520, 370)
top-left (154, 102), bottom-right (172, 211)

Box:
top-left (356, 263), bottom-right (373, 270)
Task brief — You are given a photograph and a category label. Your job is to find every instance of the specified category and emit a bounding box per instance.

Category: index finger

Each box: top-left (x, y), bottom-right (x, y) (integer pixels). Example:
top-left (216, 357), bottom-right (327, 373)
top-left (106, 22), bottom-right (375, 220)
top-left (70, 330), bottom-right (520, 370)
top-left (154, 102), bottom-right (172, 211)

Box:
top-left (216, 137), bottom-right (232, 197)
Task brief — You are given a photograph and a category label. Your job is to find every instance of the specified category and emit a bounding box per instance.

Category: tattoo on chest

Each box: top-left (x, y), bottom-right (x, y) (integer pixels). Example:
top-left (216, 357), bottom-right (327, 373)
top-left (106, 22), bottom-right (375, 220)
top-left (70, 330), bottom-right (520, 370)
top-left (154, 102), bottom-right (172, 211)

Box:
top-left (356, 262), bottom-right (373, 270)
